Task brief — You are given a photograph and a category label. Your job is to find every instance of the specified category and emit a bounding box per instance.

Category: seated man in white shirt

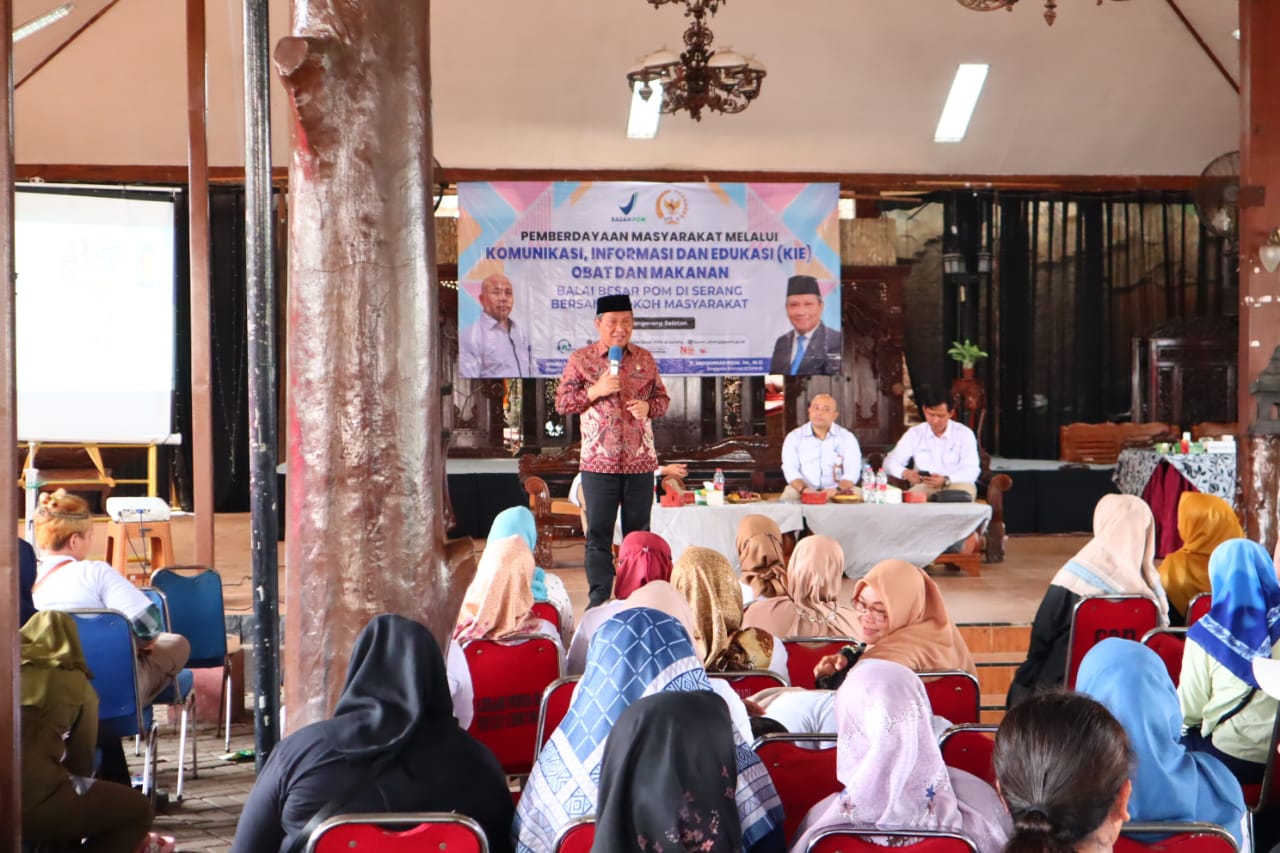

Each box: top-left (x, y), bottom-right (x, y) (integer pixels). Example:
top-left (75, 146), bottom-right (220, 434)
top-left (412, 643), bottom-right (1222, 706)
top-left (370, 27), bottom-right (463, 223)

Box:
top-left (779, 394), bottom-right (861, 501)
top-left (883, 385), bottom-right (981, 498)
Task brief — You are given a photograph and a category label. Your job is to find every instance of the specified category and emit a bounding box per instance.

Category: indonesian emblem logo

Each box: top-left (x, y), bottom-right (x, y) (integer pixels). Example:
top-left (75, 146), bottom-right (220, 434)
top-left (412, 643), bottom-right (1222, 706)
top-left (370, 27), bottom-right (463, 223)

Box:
top-left (655, 189), bottom-right (689, 225)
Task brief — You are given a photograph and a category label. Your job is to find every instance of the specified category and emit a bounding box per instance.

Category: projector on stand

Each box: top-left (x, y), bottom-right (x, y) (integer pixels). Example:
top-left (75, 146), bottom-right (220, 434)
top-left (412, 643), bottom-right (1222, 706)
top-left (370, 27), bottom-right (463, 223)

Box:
top-left (105, 497), bottom-right (171, 523)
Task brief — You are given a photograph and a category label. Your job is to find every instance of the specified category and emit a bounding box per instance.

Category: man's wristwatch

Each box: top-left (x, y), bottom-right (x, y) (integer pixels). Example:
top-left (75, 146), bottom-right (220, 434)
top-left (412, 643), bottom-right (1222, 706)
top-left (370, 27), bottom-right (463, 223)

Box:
top-left (943, 476), bottom-right (952, 488)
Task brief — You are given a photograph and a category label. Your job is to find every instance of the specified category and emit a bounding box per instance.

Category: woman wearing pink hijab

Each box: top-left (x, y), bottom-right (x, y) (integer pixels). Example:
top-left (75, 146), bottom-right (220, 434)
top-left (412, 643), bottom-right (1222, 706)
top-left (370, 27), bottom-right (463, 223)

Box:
top-left (742, 535), bottom-right (859, 639)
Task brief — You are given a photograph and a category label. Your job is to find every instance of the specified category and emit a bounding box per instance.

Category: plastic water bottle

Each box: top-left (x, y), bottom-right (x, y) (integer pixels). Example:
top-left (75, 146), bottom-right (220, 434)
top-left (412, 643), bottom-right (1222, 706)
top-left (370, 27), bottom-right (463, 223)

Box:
top-left (863, 464), bottom-right (874, 495)
top-left (713, 467), bottom-right (725, 492)
top-left (875, 468), bottom-right (888, 504)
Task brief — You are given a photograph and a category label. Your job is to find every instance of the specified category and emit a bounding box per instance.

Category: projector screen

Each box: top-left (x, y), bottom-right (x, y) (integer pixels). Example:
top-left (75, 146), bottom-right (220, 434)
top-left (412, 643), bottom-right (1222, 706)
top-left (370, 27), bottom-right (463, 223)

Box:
top-left (16, 189), bottom-right (176, 443)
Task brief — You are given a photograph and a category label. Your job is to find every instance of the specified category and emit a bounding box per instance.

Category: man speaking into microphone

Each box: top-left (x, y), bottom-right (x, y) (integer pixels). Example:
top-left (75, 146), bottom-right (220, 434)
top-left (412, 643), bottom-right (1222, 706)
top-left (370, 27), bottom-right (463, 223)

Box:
top-left (555, 293), bottom-right (670, 607)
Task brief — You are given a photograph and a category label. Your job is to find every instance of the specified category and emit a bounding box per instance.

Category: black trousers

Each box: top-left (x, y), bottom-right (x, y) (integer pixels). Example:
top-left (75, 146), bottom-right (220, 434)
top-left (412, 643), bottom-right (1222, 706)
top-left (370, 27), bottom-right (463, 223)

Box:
top-left (580, 471), bottom-right (654, 606)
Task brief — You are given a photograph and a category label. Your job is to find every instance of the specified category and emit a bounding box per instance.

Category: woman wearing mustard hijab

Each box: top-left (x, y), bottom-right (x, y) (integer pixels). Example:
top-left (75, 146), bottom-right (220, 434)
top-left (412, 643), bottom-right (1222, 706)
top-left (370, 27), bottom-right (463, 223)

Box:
top-left (21, 610), bottom-right (153, 853)
top-left (1158, 493), bottom-right (1244, 622)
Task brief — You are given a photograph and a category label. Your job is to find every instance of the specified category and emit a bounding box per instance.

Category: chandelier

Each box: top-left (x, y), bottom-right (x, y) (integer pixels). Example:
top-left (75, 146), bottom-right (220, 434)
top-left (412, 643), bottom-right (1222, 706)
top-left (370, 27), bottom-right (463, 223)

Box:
top-left (626, 0), bottom-right (766, 121)
top-left (956, 0), bottom-right (1129, 27)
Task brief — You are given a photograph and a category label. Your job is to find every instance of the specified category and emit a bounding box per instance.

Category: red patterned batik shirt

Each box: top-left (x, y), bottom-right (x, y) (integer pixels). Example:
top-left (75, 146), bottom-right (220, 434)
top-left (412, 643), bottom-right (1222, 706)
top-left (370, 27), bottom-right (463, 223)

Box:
top-left (555, 341), bottom-right (670, 475)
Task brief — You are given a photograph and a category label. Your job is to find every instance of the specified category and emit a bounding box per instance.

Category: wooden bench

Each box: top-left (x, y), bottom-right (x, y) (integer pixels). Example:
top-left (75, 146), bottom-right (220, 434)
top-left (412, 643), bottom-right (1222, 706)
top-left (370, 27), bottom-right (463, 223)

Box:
top-left (1059, 421), bottom-right (1175, 465)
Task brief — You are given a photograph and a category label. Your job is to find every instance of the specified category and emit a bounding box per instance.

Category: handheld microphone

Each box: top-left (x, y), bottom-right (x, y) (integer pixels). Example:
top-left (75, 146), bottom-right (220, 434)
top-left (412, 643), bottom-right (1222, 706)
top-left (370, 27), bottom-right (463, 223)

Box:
top-left (608, 345), bottom-right (623, 376)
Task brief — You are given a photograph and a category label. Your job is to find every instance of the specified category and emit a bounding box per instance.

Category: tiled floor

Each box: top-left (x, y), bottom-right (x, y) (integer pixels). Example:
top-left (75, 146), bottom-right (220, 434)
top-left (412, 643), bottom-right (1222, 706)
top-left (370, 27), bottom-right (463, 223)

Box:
top-left (114, 516), bottom-right (1084, 851)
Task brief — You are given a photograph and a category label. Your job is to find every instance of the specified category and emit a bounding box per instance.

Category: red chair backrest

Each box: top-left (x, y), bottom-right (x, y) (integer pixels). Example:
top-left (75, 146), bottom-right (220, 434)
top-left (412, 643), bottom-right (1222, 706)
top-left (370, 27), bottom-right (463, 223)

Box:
top-left (554, 818), bottom-right (595, 853)
top-left (752, 735), bottom-right (840, 843)
top-left (807, 826), bottom-right (977, 852)
top-left (1140, 628), bottom-right (1187, 687)
top-left (938, 725), bottom-right (997, 788)
top-left (464, 635), bottom-right (561, 776)
top-left (709, 670), bottom-right (787, 699)
top-left (1187, 594), bottom-right (1212, 627)
top-left (1243, 706), bottom-right (1280, 813)
top-left (535, 676), bottom-right (580, 753)
top-left (531, 601), bottom-right (561, 633)
top-left (782, 638), bottom-right (854, 689)
top-left (307, 813), bottom-right (489, 853)
top-left (1066, 596), bottom-right (1160, 688)
top-left (1114, 821), bottom-right (1239, 852)
top-left (919, 671), bottom-right (981, 725)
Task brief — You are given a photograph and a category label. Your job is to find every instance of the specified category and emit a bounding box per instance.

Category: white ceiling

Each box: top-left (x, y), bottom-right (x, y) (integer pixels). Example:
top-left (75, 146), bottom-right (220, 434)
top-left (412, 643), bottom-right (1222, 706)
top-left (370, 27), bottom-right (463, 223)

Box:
top-left (11, 0), bottom-right (1242, 178)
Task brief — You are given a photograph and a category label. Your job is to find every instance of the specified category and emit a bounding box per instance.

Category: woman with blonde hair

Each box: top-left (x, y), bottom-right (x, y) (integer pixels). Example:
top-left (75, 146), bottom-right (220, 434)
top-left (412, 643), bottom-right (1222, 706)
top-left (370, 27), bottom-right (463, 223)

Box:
top-left (31, 489), bottom-right (189, 704)
top-left (743, 535), bottom-right (859, 639)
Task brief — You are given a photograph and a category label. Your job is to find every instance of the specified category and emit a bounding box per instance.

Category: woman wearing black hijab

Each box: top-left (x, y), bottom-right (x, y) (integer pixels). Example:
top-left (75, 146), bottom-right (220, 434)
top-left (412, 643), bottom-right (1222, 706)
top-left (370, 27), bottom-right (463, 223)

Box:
top-left (594, 691), bottom-right (753, 853)
top-left (231, 615), bottom-right (514, 853)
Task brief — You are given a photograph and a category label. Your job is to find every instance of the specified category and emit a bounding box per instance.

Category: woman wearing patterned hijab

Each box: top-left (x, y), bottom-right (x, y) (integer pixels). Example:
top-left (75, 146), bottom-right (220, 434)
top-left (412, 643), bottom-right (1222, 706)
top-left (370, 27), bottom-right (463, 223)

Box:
top-left (737, 514), bottom-right (788, 603)
top-left (1158, 493), bottom-right (1244, 622)
top-left (672, 545), bottom-right (789, 677)
top-left (514, 608), bottom-right (784, 853)
top-left (488, 506), bottom-right (575, 640)
top-left (789, 659), bottom-right (1010, 853)
top-left (1180, 538), bottom-right (1280, 782)
top-left (743, 535), bottom-right (859, 639)
top-left (595, 692), bottom-right (746, 853)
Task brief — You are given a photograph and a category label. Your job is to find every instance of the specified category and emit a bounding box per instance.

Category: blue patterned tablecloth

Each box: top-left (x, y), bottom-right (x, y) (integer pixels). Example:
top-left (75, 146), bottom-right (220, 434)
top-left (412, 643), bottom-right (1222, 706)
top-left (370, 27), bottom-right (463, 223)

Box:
top-left (1112, 448), bottom-right (1237, 506)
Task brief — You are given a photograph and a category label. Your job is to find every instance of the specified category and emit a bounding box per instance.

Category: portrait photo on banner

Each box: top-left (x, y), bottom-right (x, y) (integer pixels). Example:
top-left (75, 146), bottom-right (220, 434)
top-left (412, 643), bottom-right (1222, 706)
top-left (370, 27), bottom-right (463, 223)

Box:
top-left (455, 181), bottom-right (841, 378)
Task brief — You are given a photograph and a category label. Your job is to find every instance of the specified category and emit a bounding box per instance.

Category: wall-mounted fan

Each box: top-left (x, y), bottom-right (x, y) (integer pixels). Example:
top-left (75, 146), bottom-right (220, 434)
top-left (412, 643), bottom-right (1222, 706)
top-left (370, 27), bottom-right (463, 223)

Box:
top-left (1193, 150), bottom-right (1240, 244)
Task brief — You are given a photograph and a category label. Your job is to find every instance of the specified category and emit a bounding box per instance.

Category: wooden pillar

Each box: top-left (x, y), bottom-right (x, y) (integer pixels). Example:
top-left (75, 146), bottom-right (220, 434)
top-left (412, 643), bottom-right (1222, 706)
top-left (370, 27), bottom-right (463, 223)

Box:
top-left (0, 0), bottom-right (16, 841)
top-left (186, 0), bottom-right (215, 566)
top-left (275, 0), bottom-right (474, 730)
top-left (1238, 0), bottom-right (1280, 549)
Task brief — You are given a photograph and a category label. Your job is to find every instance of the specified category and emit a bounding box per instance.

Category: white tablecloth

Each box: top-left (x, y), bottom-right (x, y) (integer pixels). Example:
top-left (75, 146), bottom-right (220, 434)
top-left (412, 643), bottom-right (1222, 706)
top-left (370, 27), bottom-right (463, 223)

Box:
top-left (649, 503), bottom-right (805, 571)
top-left (800, 503), bottom-right (992, 578)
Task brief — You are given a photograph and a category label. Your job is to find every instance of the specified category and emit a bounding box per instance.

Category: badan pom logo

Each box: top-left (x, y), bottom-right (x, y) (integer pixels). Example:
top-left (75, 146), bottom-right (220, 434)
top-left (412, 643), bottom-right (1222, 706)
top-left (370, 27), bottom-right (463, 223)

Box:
top-left (655, 188), bottom-right (689, 225)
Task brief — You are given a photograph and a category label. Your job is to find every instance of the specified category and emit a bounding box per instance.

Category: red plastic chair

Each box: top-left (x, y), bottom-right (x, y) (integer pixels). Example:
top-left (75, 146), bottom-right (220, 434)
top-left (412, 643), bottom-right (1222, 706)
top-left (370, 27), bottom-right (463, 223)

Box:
top-left (1241, 707), bottom-right (1280, 813)
top-left (1187, 593), bottom-right (1212, 627)
top-left (534, 675), bottom-right (580, 753)
top-left (1140, 627), bottom-right (1188, 687)
top-left (1114, 821), bottom-right (1238, 852)
top-left (782, 637), bottom-right (856, 689)
top-left (752, 734), bottom-right (840, 843)
top-left (938, 724), bottom-right (997, 788)
top-left (463, 634), bottom-right (562, 776)
top-left (919, 671), bottom-right (981, 725)
top-left (709, 669), bottom-right (788, 699)
top-left (1065, 595), bottom-right (1160, 688)
top-left (305, 812), bottom-right (490, 853)
top-left (805, 824), bottom-right (978, 852)
top-left (531, 601), bottom-right (561, 633)
top-left (553, 817), bottom-right (596, 853)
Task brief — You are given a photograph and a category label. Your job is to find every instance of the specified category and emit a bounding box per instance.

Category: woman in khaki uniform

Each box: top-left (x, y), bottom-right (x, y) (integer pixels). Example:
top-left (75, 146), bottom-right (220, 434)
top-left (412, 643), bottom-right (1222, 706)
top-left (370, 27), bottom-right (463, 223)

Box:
top-left (21, 610), bottom-right (153, 853)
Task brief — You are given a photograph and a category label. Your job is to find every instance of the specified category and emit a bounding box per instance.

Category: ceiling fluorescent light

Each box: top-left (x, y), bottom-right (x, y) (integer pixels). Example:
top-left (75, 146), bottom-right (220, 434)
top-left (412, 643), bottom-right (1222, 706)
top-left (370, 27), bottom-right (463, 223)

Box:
top-left (934, 63), bottom-right (989, 143)
top-left (13, 2), bottom-right (74, 43)
top-left (626, 80), bottom-right (663, 140)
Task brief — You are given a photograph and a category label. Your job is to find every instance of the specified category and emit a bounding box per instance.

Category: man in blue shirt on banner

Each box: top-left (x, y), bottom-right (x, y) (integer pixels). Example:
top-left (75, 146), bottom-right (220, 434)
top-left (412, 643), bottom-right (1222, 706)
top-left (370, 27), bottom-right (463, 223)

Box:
top-left (780, 394), bottom-right (861, 500)
top-left (459, 273), bottom-right (531, 377)
top-left (768, 274), bottom-right (842, 375)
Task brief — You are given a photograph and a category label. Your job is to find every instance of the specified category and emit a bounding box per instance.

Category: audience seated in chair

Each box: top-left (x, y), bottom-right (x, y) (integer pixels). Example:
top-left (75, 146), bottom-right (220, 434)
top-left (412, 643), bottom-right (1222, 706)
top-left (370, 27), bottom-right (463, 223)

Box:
top-left (742, 535), bottom-right (860, 639)
top-left (454, 533), bottom-right (563, 656)
top-left (21, 610), bottom-right (154, 853)
top-left (595, 692), bottom-right (748, 853)
top-left (1179, 539), bottom-right (1280, 785)
top-left (1007, 494), bottom-right (1168, 707)
top-left (31, 489), bottom-right (190, 705)
top-left (1077, 638), bottom-right (1247, 849)
top-left (736, 514), bottom-right (789, 607)
top-left (1158, 493), bottom-right (1244, 624)
top-left (671, 546), bottom-right (789, 677)
top-left (230, 615), bottom-right (514, 853)
top-left (514, 608), bottom-right (784, 853)
top-left (488, 506), bottom-right (575, 644)
top-left (789, 659), bottom-right (1010, 853)
top-left (994, 692), bottom-right (1132, 853)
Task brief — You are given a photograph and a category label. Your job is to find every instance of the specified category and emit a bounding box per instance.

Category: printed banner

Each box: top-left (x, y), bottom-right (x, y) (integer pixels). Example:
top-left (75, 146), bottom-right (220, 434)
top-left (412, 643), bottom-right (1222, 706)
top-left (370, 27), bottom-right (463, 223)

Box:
top-left (456, 181), bottom-right (840, 378)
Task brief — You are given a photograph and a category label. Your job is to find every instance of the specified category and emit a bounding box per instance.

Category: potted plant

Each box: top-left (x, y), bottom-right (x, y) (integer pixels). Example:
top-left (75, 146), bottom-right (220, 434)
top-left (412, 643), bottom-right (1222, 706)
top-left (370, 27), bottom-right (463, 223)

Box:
top-left (947, 339), bottom-right (988, 378)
